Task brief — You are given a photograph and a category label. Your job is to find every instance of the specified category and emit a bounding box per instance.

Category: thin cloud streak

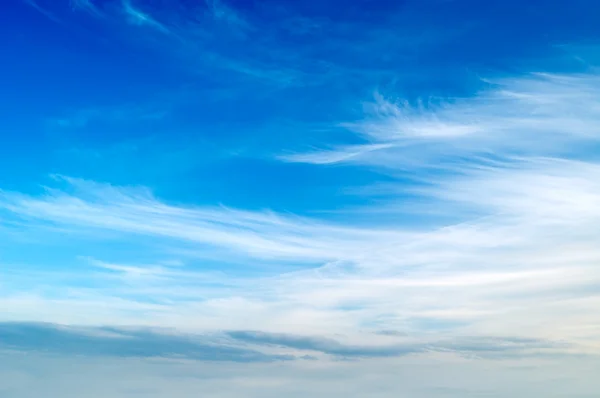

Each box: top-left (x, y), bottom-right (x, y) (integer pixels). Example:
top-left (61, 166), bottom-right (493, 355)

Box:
top-left (0, 322), bottom-right (575, 361)
top-left (121, 0), bottom-right (175, 36)
top-left (0, 176), bottom-right (411, 262)
top-left (70, 0), bottom-right (103, 17)
top-left (281, 72), bottom-right (600, 167)
top-left (22, 0), bottom-right (62, 23)
top-left (0, 322), bottom-right (298, 362)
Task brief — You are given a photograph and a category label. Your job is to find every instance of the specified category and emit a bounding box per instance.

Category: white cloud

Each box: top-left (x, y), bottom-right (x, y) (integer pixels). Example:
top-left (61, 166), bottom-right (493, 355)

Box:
top-left (2, 71), bottom-right (600, 358)
top-left (281, 73), bottom-right (600, 167)
top-left (121, 0), bottom-right (174, 36)
top-left (0, 176), bottom-right (410, 262)
top-left (1, 161), bottom-right (600, 350)
top-left (279, 143), bottom-right (393, 165)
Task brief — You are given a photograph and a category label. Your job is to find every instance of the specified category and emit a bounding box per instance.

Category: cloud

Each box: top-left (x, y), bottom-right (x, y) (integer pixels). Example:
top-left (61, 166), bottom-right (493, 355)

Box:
top-left (279, 143), bottom-right (393, 165)
top-left (281, 73), bottom-right (600, 168)
top-left (227, 330), bottom-right (424, 358)
top-left (22, 0), bottom-right (61, 23)
top-left (70, 0), bottom-right (103, 17)
top-left (8, 1), bottom-right (600, 395)
top-left (0, 322), bottom-right (296, 362)
top-left (0, 176), bottom-right (407, 262)
top-left (3, 63), bottom-right (600, 360)
top-left (0, 322), bottom-right (570, 364)
top-left (1, 161), bottom-right (600, 347)
top-left (226, 330), bottom-right (570, 360)
top-left (23, 0), bottom-right (454, 89)
top-left (120, 0), bottom-right (174, 36)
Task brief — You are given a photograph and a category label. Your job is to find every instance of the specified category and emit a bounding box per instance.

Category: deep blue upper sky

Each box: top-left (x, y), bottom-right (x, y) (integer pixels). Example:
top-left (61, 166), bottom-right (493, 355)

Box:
top-left (2, 0), bottom-right (598, 212)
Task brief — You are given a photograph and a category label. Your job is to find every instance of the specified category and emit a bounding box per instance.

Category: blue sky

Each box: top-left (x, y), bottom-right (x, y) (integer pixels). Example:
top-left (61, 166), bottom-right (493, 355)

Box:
top-left (2, 0), bottom-right (600, 396)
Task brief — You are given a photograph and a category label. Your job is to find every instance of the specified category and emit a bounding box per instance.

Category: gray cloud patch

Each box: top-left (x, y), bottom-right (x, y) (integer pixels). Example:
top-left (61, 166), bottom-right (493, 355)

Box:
top-left (0, 323), bottom-right (294, 363)
top-left (0, 323), bottom-right (572, 363)
top-left (434, 336), bottom-right (570, 358)
top-left (226, 330), bottom-right (424, 358)
top-left (227, 330), bottom-right (572, 360)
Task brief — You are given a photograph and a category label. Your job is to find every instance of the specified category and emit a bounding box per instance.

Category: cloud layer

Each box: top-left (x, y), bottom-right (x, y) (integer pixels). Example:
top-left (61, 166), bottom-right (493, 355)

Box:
top-left (6, 1), bottom-right (600, 396)
top-left (0, 322), bottom-right (574, 362)
top-left (3, 77), bottom-right (600, 357)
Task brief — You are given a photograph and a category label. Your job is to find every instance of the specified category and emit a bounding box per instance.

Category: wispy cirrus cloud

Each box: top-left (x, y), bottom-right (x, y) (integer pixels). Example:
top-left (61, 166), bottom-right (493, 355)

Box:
top-left (2, 154), bottom-right (600, 349)
top-left (69, 0), bottom-right (103, 17)
top-left (23, 0), bottom-right (453, 88)
top-left (281, 72), bottom-right (600, 167)
top-left (0, 176), bottom-right (412, 262)
top-left (22, 0), bottom-right (62, 23)
top-left (120, 0), bottom-right (175, 36)
top-left (8, 0), bottom-right (600, 396)
top-left (3, 45), bottom-right (600, 358)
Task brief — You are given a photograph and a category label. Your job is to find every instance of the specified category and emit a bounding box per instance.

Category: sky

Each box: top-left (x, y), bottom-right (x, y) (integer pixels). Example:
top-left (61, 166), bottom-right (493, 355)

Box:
top-left (1, 0), bottom-right (600, 396)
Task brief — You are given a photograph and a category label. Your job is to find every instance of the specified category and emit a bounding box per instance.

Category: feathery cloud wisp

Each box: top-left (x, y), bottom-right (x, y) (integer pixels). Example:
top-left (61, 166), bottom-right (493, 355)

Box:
top-left (281, 73), bottom-right (600, 167)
